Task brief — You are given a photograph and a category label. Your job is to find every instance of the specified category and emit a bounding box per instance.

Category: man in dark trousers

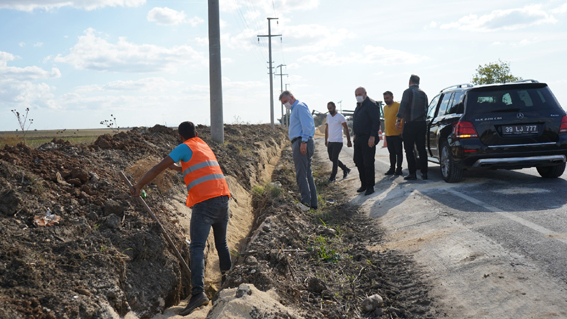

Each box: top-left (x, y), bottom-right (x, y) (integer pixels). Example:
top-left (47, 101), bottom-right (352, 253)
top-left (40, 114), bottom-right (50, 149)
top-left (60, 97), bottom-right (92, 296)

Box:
top-left (325, 101), bottom-right (352, 182)
top-left (383, 91), bottom-right (403, 176)
top-left (396, 74), bottom-right (429, 180)
top-left (130, 121), bottom-right (231, 316)
top-left (353, 86), bottom-right (381, 195)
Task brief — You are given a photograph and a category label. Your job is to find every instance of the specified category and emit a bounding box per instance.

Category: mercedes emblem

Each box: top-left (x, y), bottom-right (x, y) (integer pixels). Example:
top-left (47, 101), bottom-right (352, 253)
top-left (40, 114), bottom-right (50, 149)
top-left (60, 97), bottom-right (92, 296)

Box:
top-left (516, 112), bottom-right (524, 119)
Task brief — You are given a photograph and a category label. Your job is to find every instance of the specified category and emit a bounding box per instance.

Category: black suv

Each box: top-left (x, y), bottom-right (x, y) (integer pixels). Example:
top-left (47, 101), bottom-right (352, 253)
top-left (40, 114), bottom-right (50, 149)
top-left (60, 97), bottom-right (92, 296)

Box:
top-left (422, 80), bottom-right (567, 182)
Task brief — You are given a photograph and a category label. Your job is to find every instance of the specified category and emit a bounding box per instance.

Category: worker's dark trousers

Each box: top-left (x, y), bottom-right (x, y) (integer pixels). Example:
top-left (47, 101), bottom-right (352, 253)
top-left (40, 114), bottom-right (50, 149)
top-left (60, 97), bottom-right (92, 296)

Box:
top-left (189, 195), bottom-right (231, 296)
top-left (402, 121), bottom-right (428, 175)
top-left (386, 135), bottom-right (403, 170)
top-left (353, 134), bottom-right (376, 189)
top-left (327, 142), bottom-right (348, 180)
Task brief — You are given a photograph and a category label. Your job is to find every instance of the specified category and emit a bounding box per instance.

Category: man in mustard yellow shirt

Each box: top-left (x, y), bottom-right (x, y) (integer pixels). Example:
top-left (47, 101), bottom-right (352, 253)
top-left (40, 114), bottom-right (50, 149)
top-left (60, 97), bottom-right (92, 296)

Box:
top-left (383, 91), bottom-right (403, 175)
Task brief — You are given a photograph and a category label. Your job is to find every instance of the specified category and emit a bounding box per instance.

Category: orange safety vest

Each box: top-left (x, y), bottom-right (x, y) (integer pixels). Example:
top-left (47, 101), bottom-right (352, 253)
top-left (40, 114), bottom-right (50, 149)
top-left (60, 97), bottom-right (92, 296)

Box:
top-left (180, 137), bottom-right (230, 207)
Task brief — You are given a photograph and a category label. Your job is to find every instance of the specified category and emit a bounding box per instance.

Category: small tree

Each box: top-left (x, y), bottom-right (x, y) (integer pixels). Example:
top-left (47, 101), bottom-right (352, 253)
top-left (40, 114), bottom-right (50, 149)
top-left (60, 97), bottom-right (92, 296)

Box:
top-left (11, 108), bottom-right (34, 145)
top-left (472, 59), bottom-right (522, 85)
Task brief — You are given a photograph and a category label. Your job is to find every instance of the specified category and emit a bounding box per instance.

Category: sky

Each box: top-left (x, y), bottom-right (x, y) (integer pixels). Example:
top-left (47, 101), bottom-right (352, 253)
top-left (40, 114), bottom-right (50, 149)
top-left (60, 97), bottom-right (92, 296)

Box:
top-left (1, 0), bottom-right (567, 131)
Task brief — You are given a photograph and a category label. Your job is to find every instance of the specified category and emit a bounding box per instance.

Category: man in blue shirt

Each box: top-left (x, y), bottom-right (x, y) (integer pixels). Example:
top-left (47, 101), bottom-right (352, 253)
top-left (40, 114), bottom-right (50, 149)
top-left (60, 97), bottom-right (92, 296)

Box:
top-left (279, 90), bottom-right (318, 209)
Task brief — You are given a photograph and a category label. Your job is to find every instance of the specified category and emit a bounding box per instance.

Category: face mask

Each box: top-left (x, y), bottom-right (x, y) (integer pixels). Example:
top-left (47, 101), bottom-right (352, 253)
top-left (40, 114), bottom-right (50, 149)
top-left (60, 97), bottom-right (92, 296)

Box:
top-left (356, 96), bottom-right (364, 103)
top-left (284, 102), bottom-right (292, 110)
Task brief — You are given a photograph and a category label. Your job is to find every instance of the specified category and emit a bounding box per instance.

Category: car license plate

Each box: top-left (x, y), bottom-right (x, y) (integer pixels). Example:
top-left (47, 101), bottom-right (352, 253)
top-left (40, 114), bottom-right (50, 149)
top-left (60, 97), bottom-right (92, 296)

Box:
top-left (502, 124), bottom-right (538, 135)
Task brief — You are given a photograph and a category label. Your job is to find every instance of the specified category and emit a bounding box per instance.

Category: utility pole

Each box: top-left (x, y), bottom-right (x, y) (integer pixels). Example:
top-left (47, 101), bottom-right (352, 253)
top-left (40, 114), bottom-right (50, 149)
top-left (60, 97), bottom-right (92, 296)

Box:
top-left (337, 100), bottom-right (342, 113)
top-left (258, 18), bottom-right (281, 128)
top-left (208, 0), bottom-right (223, 142)
top-left (275, 64), bottom-right (288, 126)
top-left (285, 83), bottom-right (290, 126)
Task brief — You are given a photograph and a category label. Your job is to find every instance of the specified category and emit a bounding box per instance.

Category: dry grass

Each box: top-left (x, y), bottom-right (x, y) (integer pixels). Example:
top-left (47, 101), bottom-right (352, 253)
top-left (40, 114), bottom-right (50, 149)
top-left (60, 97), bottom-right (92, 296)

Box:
top-left (0, 128), bottom-right (124, 148)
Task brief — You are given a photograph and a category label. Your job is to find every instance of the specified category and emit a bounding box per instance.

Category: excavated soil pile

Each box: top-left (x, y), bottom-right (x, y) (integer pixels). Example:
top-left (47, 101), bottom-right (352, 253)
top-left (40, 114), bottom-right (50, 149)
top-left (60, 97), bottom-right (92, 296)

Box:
top-left (0, 125), bottom-right (286, 319)
top-left (222, 150), bottom-right (438, 319)
top-left (0, 124), bottom-right (437, 319)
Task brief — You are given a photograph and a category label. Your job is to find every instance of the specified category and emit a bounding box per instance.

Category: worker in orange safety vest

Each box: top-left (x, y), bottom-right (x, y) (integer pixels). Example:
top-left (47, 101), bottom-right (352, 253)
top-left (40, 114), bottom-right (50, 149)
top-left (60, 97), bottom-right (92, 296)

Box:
top-left (131, 121), bottom-right (231, 316)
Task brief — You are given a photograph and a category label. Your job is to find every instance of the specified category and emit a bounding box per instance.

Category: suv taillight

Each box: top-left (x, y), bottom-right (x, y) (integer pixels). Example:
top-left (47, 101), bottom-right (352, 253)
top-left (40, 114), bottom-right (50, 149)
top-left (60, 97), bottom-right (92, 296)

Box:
top-left (560, 115), bottom-right (567, 134)
top-left (454, 121), bottom-right (478, 138)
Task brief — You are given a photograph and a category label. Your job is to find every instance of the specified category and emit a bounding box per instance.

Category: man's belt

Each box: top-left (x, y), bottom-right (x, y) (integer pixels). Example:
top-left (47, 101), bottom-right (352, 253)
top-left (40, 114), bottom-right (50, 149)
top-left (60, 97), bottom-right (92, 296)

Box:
top-left (290, 137), bottom-right (313, 144)
top-left (291, 137), bottom-right (302, 144)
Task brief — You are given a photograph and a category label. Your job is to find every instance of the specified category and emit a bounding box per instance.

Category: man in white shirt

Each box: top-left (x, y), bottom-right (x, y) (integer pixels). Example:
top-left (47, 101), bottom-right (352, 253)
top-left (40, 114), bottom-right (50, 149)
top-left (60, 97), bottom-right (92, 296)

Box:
top-left (325, 101), bottom-right (352, 182)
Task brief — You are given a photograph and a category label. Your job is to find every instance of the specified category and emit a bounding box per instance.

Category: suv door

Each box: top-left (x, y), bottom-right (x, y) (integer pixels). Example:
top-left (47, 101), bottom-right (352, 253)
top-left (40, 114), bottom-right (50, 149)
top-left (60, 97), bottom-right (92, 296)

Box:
top-left (426, 94), bottom-right (441, 157)
top-left (429, 92), bottom-right (453, 157)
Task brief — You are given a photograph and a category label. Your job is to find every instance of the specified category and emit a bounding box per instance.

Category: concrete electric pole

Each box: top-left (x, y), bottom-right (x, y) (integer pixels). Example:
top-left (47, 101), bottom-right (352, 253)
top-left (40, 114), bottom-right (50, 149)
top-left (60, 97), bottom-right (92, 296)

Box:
top-left (275, 64), bottom-right (288, 126)
top-left (284, 83), bottom-right (290, 126)
top-left (208, 0), bottom-right (223, 143)
top-left (258, 18), bottom-right (281, 128)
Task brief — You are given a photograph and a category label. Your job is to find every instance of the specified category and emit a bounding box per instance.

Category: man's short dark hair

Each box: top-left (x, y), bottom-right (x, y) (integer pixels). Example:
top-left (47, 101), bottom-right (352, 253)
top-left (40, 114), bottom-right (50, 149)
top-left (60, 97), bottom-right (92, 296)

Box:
top-left (327, 101), bottom-right (336, 107)
top-left (279, 90), bottom-right (292, 101)
top-left (178, 121), bottom-right (196, 140)
top-left (383, 91), bottom-right (393, 97)
top-left (409, 74), bottom-right (420, 85)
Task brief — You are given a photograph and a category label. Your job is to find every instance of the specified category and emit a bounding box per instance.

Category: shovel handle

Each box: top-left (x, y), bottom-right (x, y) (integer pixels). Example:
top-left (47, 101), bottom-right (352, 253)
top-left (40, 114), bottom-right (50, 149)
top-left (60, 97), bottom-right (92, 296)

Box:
top-left (119, 171), bottom-right (192, 279)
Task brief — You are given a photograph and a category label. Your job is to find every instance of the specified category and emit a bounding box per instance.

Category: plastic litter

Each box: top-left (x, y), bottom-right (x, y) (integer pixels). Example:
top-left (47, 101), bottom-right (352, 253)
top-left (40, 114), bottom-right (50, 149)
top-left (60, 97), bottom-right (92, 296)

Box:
top-left (33, 208), bottom-right (61, 227)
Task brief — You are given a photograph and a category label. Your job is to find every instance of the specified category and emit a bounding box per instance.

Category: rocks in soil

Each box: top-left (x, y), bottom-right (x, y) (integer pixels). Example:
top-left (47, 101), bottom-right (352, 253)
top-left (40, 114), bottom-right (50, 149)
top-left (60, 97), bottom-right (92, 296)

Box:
top-left (104, 199), bottom-right (124, 216)
top-left (307, 277), bottom-right (327, 293)
top-left (362, 294), bottom-right (384, 312)
top-left (236, 284), bottom-right (252, 298)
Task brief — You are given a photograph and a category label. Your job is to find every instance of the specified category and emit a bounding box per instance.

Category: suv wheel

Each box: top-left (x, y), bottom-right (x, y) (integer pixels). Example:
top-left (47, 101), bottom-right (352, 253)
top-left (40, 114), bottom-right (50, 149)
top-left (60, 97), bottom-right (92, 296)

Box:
top-left (440, 141), bottom-right (463, 183)
top-left (536, 163), bottom-right (566, 178)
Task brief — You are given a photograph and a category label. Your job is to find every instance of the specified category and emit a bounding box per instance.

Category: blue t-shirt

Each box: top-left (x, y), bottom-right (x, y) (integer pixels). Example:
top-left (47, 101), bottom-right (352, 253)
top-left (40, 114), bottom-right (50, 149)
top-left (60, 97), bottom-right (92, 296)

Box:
top-left (168, 143), bottom-right (193, 163)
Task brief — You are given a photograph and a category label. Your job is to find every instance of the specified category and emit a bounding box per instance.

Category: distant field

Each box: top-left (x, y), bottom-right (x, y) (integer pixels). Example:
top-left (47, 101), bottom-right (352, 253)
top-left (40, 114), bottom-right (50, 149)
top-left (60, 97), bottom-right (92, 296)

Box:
top-left (0, 128), bottom-right (129, 148)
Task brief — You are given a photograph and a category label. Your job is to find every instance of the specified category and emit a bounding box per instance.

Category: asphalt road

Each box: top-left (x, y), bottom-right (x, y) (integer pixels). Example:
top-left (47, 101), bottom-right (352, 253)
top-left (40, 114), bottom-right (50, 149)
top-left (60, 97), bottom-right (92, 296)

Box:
top-left (315, 137), bottom-right (567, 318)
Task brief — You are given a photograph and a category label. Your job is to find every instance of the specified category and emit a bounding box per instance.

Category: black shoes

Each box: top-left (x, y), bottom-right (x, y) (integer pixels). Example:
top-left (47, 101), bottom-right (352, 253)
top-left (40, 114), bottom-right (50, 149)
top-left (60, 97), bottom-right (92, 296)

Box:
top-left (404, 174), bottom-right (417, 180)
top-left (421, 172), bottom-right (428, 180)
top-left (179, 292), bottom-right (209, 316)
top-left (364, 187), bottom-right (375, 196)
top-left (384, 168), bottom-right (395, 175)
top-left (343, 168), bottom-right (351, 179)
top-left (395, 168), bottom-right (403, 175)
top-left (356, 186), bottom-right (367, 193)
top-left (328, 177), bottom-right (336, 183)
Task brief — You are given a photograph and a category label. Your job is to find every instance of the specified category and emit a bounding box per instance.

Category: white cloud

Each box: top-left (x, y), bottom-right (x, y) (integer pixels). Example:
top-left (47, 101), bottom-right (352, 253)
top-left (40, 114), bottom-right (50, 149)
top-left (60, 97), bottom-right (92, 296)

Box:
top-left (187, 16), bottom-right (204, 27)
top-left (194, 37), bottom-right (208, 46)
top-left (0, 51), bottom-right (61, 81)
top-left (18, 42), bottom-right (25, 47)
top-left (34, 42), bottom-right (43, 47)
top-left (223, 22), bottom-right (353, 53)
top-left (491, 38), bottom-right (537, 47)
top-left (53, 28), bottom-right (205, 73)
top-left (75, 77), bottom-right (183, 93)
top-left (280, 24), bottom-right (354, 52)
top-left (298, 46), bottom-right (427, 66)
top-left (552, 2), bottom-right (567, 14)
top-left (220, 0), bottom-right (318, 13)
top-left (146, 7), bottom-right (204, 26)
top-left (0, 51), bottom-right (59, 109)
top-left (439, 5), bottom-right (557, 31)
top-left (0, 0), bottom-right (145, 11)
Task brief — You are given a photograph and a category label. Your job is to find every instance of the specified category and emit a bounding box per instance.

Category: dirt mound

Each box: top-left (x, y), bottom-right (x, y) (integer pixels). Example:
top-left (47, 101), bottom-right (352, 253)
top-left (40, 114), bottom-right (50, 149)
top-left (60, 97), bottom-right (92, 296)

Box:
top-left (0, 124), bottom-right (437, 319)
top-left (0, 124), bottom-right (287, 318)
top-left (222, 149), bottom-right (437, 319)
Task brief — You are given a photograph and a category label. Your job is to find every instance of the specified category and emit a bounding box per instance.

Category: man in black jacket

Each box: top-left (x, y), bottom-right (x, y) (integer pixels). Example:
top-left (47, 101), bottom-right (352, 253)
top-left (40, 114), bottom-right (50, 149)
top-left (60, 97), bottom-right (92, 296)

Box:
top-left (396, 74), bottom-right (429, 180)
top-left (353, 86), bottom-right (381, 195)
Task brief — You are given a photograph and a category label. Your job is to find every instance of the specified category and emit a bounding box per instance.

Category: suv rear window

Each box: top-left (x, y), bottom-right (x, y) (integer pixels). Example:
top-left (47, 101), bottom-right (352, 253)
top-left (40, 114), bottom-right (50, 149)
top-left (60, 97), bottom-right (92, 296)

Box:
top-left (466, 85), bottom-right (561, 114)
